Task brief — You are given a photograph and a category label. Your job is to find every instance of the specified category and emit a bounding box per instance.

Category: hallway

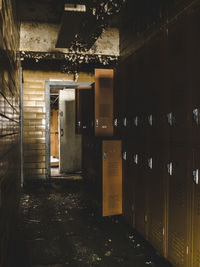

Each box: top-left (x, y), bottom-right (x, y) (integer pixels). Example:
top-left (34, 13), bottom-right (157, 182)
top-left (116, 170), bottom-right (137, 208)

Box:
top-left (12, 178), bottom-right (171, 267)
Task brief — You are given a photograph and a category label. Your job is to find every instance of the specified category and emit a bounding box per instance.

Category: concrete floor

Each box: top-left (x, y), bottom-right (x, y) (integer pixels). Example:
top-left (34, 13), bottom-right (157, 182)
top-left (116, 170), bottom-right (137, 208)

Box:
top-left (11, 178), bottom-right (172, 267)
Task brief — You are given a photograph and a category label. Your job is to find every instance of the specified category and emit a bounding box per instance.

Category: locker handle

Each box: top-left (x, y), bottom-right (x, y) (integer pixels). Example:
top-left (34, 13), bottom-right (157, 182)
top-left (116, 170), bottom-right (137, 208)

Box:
top-left (96, 119), bottom-right (99, 127)
top-left (148, 114), bottom-right (153, 126)
top-left (78, 121), bottom-right (81, 127)
top-left (193, 169), bottom-right (199, 185)
top-left (134, 154), bottom-right (138, 164)
top-left (148, 158), bottom-right (153, 169)
top-left (193, 109), bottom-right (199, 125)
top-left (167, 113), bottom-right (173, 126)
top-left (123, 151), bottom-right (127, 161)
top-left (123, 117), bottom-right (127, 127)
top-left (134, 116), bottom-right (138, 127)
top-left (167, 162), bottom-right (173, 176)
top-left (114, 118), bottom-right (118, 127)
top-left (104, 152), bottom-right (107, 160)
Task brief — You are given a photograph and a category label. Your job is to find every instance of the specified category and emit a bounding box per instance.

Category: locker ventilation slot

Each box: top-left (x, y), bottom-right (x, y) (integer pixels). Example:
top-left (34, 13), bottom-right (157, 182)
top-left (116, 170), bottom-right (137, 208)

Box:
top-left (149, 219), bottom-right (163, 249)
top-left (108, 162), bottom-right (119, 177)
top-left (168, 232), bottom-right (185, 265)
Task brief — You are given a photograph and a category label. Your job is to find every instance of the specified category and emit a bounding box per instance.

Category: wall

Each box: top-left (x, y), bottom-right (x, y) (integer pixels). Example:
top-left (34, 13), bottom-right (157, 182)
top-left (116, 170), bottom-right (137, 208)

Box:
top-left (20, 22), bottom-right (119, 56)
top-left (23, 70), bottom-right (94, 179)
top-left (0, 0), bottom-right (21, 266)
top-left (117, 1), bottom-right (200, 266)
top-left (59, 89), bottom-right (82, 173)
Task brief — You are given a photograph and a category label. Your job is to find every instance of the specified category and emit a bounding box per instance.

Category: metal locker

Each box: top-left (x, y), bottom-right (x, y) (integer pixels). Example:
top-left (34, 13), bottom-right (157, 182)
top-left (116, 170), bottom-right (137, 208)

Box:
top-left (167, 19), bottom-right (193, 146)
top-left (134, 145), bottom-right (148, 238)
top-left (75, 85), bottom-right (94, 136)
top-left (167, 146), bottom-right (192, 267)
top-left (102, 140), bottom-right (122, 217)
top-left (122, 140), bottom-right (135, 227)
top-left (95, 69), bottom-right (114, 137)
top-left (191, 148), bottom-right (200, 266)
top-left (146, 145), bottom-right (169, 257)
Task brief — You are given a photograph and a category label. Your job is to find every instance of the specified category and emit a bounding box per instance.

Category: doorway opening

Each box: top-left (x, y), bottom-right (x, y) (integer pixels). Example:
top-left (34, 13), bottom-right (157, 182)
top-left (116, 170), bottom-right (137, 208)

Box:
top-left (46, 81), bottom-right (92, 179)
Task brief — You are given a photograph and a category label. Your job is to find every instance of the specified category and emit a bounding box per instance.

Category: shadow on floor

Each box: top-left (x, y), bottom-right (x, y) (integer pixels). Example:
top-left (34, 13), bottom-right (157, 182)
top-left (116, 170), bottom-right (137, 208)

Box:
top-left (10, 178), bottom-right (173, 267)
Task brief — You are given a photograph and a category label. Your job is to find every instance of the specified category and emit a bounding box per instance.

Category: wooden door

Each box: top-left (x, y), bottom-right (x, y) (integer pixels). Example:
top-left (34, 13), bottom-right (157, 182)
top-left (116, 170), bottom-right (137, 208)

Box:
top-left (102, 140), bottom-right (122, 216)
top-left (95, 69), bottom-right (114, 137)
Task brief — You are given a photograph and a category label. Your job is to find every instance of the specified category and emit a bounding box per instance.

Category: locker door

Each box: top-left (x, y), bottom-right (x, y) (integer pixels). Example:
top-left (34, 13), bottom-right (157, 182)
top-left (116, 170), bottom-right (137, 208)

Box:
top-left (134, 145), bottom-right (148, 238)
top-left (95, 69), bottom-right (114, 137)
top-left (102, 140), bottom-right (122, 217)
top-left (167, 146), bottom-right (192, 267)
top-left (147, 146), bottom-right (169, 257)
top-left (192, 149), bottom-right (200, 266)
top-left (122, 140), bottom-right (135, 227)
top-left (168, 19), bottom-right (192, 146)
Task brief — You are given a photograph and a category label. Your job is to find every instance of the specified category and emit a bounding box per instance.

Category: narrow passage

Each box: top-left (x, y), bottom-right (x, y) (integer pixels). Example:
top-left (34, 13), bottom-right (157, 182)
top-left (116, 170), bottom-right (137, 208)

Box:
top-left (12, 178), bottom-right (172, 267)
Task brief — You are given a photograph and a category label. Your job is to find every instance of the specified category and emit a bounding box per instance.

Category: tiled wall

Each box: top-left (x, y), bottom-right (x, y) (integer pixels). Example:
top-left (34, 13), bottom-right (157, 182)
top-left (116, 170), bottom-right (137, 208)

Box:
top-left (23, 70), bottom-right (94, 179)
top-left (0, 0), bottom-right (20, 266)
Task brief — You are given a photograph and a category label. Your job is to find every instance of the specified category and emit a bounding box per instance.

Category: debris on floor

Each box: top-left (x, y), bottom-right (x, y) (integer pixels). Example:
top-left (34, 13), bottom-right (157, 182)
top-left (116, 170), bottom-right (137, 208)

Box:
top-left (10, 178), bottom-right (172, 267)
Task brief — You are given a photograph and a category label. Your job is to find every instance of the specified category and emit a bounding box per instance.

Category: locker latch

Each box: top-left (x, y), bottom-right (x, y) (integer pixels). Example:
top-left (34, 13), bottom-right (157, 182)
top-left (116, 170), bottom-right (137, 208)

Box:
top-left (123, 117), bottom-right (127, 127)
top-left (167, 113), bottom-right (173, 126)
top-left (148, 115), bottom-right (153, 126)
top-left (193, 108), bottom-right (199, 125)
top-left (78, 121), bottom-right (81, 127)
top-left (193, 169), bottom-right (199, 185)
top-left (134, 154), bottom-right (138, 164)
top-left (134, 116), bottom-right (138, 127)
top-left (96, 119), bottom-right (99, 127)
top-left (83, 125), bottom-right (87, 129)
top-left (104, 152), bottom-right (107, 160)
top-left (114, 118), bottom-right (118, 127)
top-left (167, 162), bottom-right (173, 176)
top-left (148, 158), bottom-right (153, 169)
top-left (123, 151), bottom-right (127, 161)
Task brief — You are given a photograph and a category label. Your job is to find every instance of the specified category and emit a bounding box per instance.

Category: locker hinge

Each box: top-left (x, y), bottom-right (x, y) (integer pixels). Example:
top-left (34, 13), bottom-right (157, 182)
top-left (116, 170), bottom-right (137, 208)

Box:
top-left (145, 215), bottom-right (148, 223)
top-left (193, 169), bottom-right (199, 185)
top-left (148, 114), bottom-right (153, 126)
top-left (167, 162), bottom-right (173, 176)
top-left (193, 108), bottom-right (199, 125)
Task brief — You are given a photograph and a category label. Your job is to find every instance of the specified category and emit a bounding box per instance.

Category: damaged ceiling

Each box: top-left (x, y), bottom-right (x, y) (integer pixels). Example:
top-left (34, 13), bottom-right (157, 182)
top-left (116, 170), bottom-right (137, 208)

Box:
top-left (17, 0), bottom-right (123, 51)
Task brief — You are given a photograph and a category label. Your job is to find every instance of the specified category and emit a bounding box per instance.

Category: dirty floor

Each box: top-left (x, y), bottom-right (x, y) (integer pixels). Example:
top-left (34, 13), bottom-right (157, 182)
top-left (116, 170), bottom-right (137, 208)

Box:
top-left (11, 178), bottom-right (172, 267)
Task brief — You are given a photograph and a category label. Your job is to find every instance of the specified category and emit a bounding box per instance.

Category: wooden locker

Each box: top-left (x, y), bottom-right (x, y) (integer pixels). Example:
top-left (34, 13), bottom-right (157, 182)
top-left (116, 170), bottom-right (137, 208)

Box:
top-left (102, 140), bottom-right (122, 217)
top-left (95, 69), bottom-right (114, 137)
top-left (75, 85), bottom-right (94, 136)
top-left (167, 146), bottom-right (192, 267)
top-left (191, 148), bottom-right (200, 266)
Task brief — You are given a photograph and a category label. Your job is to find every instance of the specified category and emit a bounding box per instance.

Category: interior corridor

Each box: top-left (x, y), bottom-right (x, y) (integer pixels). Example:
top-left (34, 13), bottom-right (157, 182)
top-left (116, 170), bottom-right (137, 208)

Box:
top-left (11, 178), bottom-right (171, 267)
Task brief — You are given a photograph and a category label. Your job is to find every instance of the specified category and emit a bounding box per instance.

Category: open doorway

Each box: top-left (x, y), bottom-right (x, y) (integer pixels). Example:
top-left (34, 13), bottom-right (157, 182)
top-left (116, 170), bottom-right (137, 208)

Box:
top-left (46, 81), bottom-right (92, 179)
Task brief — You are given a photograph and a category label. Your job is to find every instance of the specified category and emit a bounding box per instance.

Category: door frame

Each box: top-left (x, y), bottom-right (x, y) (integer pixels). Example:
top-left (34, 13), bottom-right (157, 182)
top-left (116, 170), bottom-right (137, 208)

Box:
top-left (45, 81), bottom-right (92, 179)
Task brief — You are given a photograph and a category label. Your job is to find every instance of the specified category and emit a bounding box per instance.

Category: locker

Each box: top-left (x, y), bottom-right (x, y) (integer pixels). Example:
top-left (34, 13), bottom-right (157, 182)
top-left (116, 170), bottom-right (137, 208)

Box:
top-left (102, 140), bottom-right (122, 217)
top-left (145, 145), bottom-right (169, 257)
top-left (134, 145), bottom-right (148, 238)
top-left (168, 17), bottom-right (193, 146)
top-left (167, 146), bottom-right (192, 267)
top-left (192, 148), bottom-right (200, 266)
top-left (122, 140), bottom-right (135, 227)
top-left (75, 85), bottom-right (94, 136)
top-left (95, 69), bottom-right (114, 137)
